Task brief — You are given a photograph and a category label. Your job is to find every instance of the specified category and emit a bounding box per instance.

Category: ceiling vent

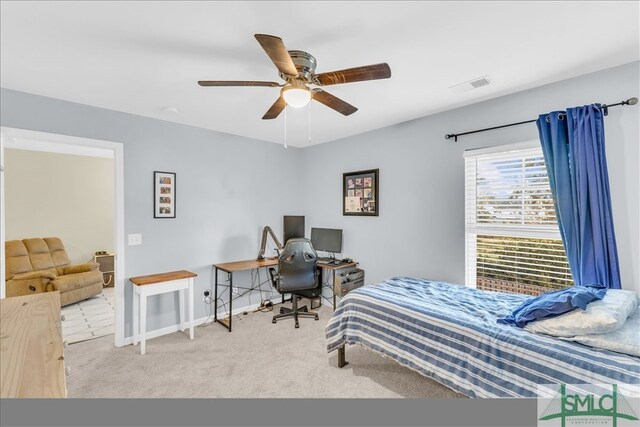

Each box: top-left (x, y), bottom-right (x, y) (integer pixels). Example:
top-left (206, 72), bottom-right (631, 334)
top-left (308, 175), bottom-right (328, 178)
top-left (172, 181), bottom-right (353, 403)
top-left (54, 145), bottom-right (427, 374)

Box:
top-left (449, 75), bottom-right (492, 93)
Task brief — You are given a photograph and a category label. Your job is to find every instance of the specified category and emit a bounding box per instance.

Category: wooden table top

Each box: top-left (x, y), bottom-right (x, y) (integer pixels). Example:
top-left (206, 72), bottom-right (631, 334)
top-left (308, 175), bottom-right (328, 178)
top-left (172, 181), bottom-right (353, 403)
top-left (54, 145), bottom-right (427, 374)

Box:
top-left (317, 261), bottom-right (359, 270)
top-left (129, 270), bottom-right (197, 286)
top-left (213, 258), bottom-right (278, 272)
top-left (213, 258), bottom-right (357, 272)
top-left (1, 291), bottom-right (66, 398)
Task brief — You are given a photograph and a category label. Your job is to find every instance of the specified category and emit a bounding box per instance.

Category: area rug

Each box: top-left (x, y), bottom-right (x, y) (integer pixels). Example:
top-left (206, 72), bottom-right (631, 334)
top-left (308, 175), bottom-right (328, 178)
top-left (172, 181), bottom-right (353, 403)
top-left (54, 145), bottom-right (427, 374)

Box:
top-left (61, 287), bottom-right (115, 344)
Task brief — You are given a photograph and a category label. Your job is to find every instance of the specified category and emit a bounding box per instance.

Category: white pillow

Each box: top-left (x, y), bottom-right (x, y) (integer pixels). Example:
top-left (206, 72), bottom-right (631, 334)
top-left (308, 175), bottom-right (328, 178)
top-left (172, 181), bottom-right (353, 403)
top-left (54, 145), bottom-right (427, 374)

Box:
top-left (560, 307), bottom-right (640, 357)
top-left (524, 289), bottom-right (639, 337)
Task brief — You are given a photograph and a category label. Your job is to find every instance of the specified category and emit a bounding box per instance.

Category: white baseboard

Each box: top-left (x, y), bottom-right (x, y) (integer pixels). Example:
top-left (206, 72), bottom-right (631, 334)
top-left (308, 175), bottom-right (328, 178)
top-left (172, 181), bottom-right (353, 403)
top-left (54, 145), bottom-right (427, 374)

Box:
top-left (121, 301), bottom-right (266, 346)
top-left (121, 316), bottom-right (209, 346)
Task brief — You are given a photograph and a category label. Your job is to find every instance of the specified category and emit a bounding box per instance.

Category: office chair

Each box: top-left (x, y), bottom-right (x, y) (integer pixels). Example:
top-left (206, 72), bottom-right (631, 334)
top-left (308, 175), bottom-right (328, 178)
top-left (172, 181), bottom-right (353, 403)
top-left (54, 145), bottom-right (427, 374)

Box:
top-left (268, 238), bottom-right (321, 328)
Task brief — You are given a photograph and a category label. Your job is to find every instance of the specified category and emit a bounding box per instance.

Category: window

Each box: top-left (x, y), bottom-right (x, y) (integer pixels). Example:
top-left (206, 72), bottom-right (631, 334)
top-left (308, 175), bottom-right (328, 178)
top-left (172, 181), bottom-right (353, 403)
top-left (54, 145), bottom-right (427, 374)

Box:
top-left (464, 141), bottom-right (573, 295)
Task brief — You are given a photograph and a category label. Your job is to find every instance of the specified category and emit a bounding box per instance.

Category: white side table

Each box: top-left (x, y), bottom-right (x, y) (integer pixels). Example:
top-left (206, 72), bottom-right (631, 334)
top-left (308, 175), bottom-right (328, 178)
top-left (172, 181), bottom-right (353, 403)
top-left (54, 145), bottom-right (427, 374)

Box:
top-left (130, 270), bottom-right (197, 355)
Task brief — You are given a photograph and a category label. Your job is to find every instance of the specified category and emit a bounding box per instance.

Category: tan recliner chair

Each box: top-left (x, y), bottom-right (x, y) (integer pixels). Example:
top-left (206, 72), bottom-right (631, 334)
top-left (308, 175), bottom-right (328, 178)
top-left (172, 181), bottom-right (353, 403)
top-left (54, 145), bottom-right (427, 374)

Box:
top-left (5, 237), bottom-right (104, 306)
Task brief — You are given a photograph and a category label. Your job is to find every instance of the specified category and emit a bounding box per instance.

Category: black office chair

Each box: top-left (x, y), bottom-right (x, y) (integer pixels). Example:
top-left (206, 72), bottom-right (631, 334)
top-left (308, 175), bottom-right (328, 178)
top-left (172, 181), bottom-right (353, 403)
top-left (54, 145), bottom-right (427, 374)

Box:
top-left (268, 238), bottom-right (321, 328)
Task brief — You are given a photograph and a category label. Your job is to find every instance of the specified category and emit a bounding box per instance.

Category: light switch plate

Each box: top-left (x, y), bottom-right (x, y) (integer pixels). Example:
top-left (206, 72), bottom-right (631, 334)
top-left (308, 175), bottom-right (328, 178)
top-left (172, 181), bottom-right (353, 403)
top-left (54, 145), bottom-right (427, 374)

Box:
top-left (128, 233), bottom-right (142, 246)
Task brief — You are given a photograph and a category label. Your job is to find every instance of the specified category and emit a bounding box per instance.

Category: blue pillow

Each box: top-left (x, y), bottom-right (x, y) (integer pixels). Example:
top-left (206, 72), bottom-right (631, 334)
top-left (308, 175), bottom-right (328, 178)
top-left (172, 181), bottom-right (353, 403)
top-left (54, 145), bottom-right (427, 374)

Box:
top-left (497, 284), bottom-right (607, 328)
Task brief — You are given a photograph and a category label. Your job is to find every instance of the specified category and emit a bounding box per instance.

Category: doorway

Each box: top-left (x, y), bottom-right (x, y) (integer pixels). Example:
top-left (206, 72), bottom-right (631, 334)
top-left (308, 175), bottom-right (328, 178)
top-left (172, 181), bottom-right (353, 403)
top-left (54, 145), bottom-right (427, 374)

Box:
top-left (0, 127), bottom-right (126, 347)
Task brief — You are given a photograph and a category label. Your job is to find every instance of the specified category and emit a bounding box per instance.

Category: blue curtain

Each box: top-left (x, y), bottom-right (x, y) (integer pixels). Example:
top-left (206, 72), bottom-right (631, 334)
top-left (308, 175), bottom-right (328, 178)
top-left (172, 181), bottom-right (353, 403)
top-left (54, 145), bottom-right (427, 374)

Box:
top-left (536, 104), bottom-right (621, 289)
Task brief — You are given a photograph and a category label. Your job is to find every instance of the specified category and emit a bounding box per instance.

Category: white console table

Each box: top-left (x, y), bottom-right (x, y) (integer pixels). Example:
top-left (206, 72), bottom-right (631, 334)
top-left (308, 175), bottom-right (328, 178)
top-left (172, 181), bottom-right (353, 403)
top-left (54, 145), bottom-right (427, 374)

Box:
top-left (130, 270), bottom-right (196, 355)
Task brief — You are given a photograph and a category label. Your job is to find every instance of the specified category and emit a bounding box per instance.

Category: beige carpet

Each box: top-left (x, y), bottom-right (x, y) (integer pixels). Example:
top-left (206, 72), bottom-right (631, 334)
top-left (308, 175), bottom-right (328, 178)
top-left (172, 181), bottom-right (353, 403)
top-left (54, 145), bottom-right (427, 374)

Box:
top-left (64, 303), bottom-right (467, 398)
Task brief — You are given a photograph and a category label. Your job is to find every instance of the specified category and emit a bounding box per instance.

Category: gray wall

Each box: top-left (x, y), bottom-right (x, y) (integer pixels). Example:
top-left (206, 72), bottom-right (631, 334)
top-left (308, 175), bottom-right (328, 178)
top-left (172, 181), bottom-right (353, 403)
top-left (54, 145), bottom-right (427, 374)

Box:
top-left (301, 61), bottom-right (639, 293)
top-left (1, 61), bottom-right (638, 341)
top-left (0, 89), bottom-right (304, 336)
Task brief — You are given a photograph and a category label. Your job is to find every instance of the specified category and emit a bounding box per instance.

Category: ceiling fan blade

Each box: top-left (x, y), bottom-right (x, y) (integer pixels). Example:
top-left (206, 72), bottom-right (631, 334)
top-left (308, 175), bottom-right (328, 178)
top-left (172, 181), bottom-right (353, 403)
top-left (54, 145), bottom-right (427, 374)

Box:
top-left (198, 80), bottom-right (280, 87)
top-left (312, 89), bottom-right (358, 116)
top-left (254, 34), bottom-right (298, 77)
top-left (262, 96), bottom-right (286, 120)
top-left (314, 63), bottom-right (391, 86)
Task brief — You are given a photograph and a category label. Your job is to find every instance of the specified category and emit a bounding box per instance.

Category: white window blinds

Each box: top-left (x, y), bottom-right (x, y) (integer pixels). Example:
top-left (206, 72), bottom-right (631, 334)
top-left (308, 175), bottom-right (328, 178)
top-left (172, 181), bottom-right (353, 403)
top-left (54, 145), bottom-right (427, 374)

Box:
top-left (464, 142), bottom-right (573, 293)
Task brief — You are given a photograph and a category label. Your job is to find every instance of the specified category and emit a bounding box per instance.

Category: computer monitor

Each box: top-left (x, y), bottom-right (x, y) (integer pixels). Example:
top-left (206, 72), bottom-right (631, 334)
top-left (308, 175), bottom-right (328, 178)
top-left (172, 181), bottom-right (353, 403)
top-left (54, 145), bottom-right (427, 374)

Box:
top-left (283, 216), bottom-right (305, 244)
top-left (310, 228), bottom-right (342, 254)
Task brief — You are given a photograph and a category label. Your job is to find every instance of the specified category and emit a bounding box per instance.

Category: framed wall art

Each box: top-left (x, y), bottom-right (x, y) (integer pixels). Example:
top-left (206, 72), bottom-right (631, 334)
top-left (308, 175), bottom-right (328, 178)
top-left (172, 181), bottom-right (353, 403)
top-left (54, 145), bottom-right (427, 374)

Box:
top-left (343, 168), bottom-right (378, 216)
top-left (154, 171), bottom-right (176, 218)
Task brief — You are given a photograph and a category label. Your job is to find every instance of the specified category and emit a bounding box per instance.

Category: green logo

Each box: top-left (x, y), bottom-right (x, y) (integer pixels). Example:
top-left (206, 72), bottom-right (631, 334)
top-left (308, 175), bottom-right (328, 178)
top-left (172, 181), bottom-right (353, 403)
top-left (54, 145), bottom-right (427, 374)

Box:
top-left (539, 384), bottom-right (639, 427)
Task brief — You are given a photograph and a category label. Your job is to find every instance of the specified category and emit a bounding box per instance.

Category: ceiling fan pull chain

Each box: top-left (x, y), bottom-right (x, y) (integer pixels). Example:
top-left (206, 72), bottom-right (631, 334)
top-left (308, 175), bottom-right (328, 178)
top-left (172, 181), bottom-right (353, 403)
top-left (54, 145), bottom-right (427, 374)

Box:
top-left (308, 102), bottom-right (312, 144)
top-left (284, 105), bottom-right (288, 149)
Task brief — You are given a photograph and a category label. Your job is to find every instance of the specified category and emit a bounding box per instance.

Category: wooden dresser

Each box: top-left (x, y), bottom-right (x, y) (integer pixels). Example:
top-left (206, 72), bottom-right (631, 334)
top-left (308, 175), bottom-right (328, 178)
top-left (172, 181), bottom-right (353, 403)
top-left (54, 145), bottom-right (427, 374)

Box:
top-left (0, 291), bottom-right (67, 398)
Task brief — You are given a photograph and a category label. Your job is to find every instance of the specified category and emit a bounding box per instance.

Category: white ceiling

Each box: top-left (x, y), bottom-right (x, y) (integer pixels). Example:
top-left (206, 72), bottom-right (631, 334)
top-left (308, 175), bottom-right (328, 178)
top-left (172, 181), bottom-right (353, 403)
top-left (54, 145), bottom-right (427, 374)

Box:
top-left (1, 1), bottom-right (638, 147)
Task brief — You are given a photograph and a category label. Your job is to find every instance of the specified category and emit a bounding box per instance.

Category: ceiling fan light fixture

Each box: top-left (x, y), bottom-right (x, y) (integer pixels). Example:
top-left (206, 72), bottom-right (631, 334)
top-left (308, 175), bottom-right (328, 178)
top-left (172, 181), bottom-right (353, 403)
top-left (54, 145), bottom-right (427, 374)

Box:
top-left (282, 85), bottom-right (311, 108)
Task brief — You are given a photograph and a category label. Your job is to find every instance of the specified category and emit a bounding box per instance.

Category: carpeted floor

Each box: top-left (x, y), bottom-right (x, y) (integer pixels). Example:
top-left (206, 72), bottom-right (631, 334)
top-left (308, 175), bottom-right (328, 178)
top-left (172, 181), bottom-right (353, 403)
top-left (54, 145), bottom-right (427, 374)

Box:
top-left (64, 302), bottom-right (467, 398)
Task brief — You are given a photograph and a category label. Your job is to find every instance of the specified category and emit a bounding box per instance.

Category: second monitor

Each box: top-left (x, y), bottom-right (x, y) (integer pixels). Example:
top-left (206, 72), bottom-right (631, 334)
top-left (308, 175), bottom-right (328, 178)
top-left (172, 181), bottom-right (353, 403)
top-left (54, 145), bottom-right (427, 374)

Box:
top-left (283, 215), bottom-right (305, 244)
top-left (310, 227), bottom-right (343, 254)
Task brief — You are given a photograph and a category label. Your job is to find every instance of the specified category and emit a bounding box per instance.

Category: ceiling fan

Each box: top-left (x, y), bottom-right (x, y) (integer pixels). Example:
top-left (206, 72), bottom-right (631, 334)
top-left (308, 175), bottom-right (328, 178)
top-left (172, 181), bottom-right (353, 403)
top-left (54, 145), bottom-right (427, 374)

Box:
top-left (198, 34), bottom-right (391, 119)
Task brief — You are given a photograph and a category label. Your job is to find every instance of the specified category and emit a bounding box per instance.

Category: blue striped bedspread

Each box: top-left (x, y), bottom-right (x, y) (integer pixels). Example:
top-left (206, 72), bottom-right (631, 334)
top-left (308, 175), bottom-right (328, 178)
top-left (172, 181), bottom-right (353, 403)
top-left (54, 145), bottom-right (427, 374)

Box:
top-left (325, 277), bottom-right (640, 398)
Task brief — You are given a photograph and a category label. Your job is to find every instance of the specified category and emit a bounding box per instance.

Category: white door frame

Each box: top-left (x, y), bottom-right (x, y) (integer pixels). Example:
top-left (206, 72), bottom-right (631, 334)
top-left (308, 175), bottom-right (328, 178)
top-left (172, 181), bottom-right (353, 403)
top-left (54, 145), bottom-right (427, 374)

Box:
top-left (0, 127), bottom-right (127, 347)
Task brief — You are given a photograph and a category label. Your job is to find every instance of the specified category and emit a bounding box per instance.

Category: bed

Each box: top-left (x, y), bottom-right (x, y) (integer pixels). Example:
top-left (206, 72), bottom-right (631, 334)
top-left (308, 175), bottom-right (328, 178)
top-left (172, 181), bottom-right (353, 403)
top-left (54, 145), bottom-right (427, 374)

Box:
top-left (325, 277), bottom-right (640, 398)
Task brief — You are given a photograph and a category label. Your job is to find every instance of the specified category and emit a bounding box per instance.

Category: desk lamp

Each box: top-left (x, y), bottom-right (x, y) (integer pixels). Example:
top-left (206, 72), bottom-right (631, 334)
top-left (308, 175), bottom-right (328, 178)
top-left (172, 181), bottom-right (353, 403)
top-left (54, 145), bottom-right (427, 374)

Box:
top-left (257, 226), bottom-right (284, 260)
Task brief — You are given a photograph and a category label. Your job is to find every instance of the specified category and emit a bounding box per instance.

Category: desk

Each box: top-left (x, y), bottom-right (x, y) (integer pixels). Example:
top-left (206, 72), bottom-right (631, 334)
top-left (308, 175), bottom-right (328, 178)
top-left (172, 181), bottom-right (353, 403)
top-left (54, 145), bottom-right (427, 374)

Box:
top-left (213, 258), bottom-right (361, 331)
top-left (1, 292), bottom-right (67, 398)
top-left (213, 258), bottom-right (278, 332)
top-left (130, 270), bottom-right (197, 355)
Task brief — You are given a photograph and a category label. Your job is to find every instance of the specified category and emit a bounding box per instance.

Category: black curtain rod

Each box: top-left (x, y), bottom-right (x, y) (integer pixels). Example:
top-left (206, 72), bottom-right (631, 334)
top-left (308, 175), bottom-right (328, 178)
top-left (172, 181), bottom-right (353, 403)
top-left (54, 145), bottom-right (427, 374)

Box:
top-left (444, 97), bottom-right (638, 142)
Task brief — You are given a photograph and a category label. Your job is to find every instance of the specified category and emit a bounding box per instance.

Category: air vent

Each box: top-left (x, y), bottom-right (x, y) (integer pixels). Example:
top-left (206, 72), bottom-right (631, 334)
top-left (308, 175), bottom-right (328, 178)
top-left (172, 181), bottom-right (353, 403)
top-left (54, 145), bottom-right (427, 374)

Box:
top-left (449, 75), bottom-right (492, 93)
top-left (470, 77), bottom-right (490, 88)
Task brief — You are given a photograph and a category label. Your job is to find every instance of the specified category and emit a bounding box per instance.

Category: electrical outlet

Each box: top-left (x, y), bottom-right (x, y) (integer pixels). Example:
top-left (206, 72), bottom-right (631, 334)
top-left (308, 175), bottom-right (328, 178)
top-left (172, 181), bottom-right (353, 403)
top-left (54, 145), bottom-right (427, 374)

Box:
top-left (203, 290), bottom-right (210, 301)
top-left (232, 287), bottom-right (239, 295)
